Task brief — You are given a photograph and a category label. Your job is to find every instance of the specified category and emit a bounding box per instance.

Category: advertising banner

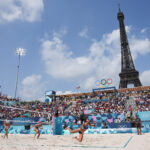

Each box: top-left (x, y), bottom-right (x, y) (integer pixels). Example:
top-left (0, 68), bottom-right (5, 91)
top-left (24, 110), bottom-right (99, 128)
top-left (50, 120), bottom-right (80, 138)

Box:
top-left (141, 121), bottom-right (150, 133)
top-left (137, 111), bottom-right (150, 121)
top-left (12, 117), bottom-right (46, 125)
top-left (108, 122), bottom-right (131, 128)
top-left (45, 91), bottom-right (54, 103)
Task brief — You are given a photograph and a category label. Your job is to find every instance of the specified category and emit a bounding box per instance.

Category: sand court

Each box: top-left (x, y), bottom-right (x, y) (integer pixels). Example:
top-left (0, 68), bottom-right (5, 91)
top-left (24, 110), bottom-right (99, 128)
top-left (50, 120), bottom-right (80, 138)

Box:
top-left (0, 133), bottom-right (150, 150)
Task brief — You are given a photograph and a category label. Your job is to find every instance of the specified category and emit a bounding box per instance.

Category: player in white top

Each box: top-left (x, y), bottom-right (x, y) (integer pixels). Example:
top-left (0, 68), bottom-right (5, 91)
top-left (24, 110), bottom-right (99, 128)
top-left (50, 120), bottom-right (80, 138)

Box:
top-left (3, 116), bottom-right (11, 139)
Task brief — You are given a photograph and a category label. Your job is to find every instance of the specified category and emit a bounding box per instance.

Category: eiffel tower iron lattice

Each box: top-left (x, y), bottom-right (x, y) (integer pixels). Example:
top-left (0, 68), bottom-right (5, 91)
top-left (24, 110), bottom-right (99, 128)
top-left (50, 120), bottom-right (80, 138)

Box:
top-left (117, 7), bottom-right (142, 88)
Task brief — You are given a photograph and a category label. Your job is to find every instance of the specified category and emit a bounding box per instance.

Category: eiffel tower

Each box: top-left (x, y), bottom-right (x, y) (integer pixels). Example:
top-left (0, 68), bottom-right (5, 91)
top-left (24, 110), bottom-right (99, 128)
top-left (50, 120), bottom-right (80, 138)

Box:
top-left (117, 7), bottom-right (142, 88)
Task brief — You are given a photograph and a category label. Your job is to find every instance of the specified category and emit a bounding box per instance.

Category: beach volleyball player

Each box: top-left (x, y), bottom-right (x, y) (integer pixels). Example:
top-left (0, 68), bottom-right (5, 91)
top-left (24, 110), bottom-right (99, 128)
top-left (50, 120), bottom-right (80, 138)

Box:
top-left (3, 116), bottom-right (11, 139)
top-left (64, 117), bottom-right (96, 142)
top-left (32, 121), bottom-right (43, 139)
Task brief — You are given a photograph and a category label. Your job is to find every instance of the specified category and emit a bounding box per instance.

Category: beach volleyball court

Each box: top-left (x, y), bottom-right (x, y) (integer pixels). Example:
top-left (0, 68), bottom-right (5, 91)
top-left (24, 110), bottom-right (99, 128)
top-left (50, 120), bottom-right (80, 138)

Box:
top-left (0, 133), bottom-right (150, 150)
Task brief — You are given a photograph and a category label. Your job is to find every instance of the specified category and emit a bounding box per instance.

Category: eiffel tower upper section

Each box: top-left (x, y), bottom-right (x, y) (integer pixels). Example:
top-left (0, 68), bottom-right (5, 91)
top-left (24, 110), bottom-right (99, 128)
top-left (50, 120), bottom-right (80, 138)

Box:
top-left (117, 7), bottom-right (142, 88)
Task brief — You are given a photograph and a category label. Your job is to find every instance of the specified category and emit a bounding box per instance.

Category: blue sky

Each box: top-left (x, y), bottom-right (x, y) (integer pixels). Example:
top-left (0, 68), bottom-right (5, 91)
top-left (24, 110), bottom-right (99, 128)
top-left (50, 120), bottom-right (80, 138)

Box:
top-left (0, 0), bottom-right (150, 100)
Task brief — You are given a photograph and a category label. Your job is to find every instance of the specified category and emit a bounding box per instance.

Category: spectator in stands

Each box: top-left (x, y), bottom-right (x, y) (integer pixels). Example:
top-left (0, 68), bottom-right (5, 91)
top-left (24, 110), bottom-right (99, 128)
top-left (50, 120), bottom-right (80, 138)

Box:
top-left (102, 120), bottom-right (108, 129)
top-left (0, 86), bottom-right (150, 123)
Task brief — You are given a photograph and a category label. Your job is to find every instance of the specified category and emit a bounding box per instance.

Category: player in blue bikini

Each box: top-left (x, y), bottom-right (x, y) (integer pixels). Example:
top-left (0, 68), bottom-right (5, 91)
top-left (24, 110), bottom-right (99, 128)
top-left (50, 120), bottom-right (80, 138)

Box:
top-left (64, 118), bottom-right (96, 142)
top-left (32, 121), bottom-right (43, 139)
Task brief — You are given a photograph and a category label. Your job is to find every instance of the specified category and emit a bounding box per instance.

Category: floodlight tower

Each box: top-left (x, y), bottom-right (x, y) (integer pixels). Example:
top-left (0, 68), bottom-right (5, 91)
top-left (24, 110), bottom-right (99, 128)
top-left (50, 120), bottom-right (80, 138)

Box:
top-left (0, 85), bottom-right (1, 95)
top-left (14, 48), bottom-right (26, 98)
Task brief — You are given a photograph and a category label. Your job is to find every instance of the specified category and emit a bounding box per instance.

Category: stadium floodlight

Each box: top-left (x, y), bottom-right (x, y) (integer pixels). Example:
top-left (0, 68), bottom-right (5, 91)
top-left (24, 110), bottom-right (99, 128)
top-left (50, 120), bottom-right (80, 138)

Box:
top-left (15, 48), bottom-right (26, 56)
top-left (0, 85), bottom-right (1, 95)
top-left (14, 48), bottom-right (26, 98)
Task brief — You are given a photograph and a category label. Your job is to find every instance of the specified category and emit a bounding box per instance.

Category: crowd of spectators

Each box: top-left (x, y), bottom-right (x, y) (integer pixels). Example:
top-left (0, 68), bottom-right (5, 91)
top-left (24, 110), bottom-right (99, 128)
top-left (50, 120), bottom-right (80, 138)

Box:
top-left (0, 100), bottom-right (71, 121)
top-left (0, 93), bottom-right (20, 102)
top-left (0, 86), bottom-right (150, 121)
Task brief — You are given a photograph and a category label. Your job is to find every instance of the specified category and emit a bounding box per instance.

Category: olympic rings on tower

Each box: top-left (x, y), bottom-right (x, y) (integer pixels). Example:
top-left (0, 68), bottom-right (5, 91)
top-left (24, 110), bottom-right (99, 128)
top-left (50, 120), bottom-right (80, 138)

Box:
top-left (95, 78), bottom-right (113, 88)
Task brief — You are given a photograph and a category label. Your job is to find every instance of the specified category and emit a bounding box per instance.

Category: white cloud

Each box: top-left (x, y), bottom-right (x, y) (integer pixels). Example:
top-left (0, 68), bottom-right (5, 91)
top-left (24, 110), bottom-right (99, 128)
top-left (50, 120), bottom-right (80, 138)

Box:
top-left (140, 70), bottom-right (150, 86)
top-left (82, 77), bottom-right (96, 90)
top-left (41, 33), bottom-right (94, 79)
top-left (141, 28), bottom-right (147, 33)
top-left (56, 91), bottom-right (73, 95)
top-left (79, 26), bottom-right (88, 38)
top-left (0, 0), bottom-right (44, 23)
top-left (19, 74), bottom-right (46, 100)
top-left (130, 37), bottom-right (150, 59)
top-left (64, 91), bottom-right (73, 94)
top-left (41, 27), bottom-right (150, 90)
top-left (56, 91), bottom-right (63, 95)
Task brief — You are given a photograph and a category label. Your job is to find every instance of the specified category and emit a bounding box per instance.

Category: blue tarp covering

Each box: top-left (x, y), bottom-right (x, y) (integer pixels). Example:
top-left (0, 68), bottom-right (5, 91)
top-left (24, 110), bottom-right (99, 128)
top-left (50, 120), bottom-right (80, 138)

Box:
top-left (83, 99), bottom-right (109, 103)
top-left (0, 117), bottom-right (46, 126)
top-left (0, 101), bottom-right (16, 106)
